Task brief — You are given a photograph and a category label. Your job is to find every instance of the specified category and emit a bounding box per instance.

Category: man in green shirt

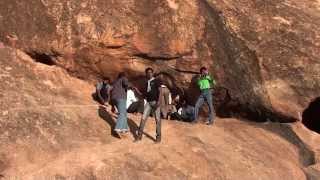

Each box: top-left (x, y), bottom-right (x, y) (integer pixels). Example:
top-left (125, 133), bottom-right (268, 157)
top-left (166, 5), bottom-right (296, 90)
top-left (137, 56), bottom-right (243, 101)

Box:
top-left (193, 67), bottom-right (216, 125)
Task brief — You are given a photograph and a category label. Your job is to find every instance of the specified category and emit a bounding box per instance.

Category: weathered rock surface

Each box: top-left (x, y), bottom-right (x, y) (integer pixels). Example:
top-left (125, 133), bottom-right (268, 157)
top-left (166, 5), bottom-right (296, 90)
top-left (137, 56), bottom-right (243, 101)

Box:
top-left (0, 46), bottom-right (319, 179)
top-left (0, 0), bottom-right (320, 178)
top-left (1, 0), bottom-right (319, 123)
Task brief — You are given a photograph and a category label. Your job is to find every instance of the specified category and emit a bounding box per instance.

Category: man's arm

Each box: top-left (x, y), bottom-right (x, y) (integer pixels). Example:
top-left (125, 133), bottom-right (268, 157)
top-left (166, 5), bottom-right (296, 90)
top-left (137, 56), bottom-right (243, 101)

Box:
top-left (157, 86), bottom-right (162, 107)
top-left (106, 86), bottom-right (112, 105)
top-left (206, 75), bottom-right (216, 87)
top-left (133, 87), bottom-right (143, 96)
top-left (96, 83), bottom-right (104, 102)
top-left (122, 78), bottom-right (129, 89)
top-left (156, 79), bottom-right (163, 106)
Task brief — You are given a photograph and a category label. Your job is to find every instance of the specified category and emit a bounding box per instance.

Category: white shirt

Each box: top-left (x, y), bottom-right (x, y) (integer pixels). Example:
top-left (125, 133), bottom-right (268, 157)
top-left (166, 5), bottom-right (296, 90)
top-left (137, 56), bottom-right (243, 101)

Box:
top-left (160, 84), bottom-right (172, 104)
top-left (126, 89), bottom-right (138, 109)
top-left (147, 77), bottom-right (155, 92)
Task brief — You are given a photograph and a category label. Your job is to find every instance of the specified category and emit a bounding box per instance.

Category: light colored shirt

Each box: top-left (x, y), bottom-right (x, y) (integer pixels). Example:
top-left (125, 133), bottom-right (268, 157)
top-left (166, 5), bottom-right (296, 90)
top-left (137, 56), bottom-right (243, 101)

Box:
top-left (161, 85), bottom-right (172, 104)
top-left (197, 75), bottom-right (215, 90)
top-left (147, 77), bottom-right (155, 92)
top-left (126, 89), bottom-right (138, 109)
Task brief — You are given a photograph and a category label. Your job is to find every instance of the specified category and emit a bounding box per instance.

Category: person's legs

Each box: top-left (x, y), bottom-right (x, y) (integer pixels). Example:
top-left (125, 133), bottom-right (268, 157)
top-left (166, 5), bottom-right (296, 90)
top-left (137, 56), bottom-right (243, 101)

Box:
top-left (115, 99), bottom-right (128, 131)
top-left (170, 112), bottom-right (183, 121)
top-left (110, 99), bottom-right (117, 113)
top-left (194, 94), bottom-right (205, 122)
top-left (204, 91), bottom-right (215, 125)
top-left (162, 88), bottom-right (170, 119)
top-left (153, 104), bottom-right (161, 143)
top-left (100, 90), bottom-right (108, 104)
top-left (137, 100), bottom-right (145, 114)
top-left (127, 101), bottom-right (139, 113)
top-left (137, 102), bottom-right (152, 139)
top-left (97, 90), bottom-right (106, 104)
top-left (186, 107), bottom-right (195, 122)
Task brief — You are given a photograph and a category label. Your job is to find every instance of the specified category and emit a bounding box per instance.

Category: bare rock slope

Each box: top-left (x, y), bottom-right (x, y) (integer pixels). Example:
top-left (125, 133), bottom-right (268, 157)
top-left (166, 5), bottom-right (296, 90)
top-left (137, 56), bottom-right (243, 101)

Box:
top-left (0, 0), bottom-right (320, 122)
top-left (0, 47), bottom-right (319, 179)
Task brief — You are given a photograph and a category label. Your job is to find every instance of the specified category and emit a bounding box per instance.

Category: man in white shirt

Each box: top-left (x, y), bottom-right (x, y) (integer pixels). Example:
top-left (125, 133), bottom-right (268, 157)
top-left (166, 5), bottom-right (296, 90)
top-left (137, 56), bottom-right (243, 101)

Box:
top-left (126, 88), bottom-right (146, 114)
top-left (127, 89), bottom-right (138, 109)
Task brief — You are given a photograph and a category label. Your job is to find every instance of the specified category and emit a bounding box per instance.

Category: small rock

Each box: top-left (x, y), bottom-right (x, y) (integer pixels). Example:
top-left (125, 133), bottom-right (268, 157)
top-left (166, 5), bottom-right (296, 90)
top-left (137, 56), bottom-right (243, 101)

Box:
top-left (2, 111), bottom-right (8, 116)
top-left (4, 67), bottom-right (12, 71)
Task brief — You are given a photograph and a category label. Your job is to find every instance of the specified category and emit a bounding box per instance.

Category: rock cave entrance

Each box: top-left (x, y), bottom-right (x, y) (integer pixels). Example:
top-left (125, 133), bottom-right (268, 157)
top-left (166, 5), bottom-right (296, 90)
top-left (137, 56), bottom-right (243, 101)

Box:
top-left (302, 97), bottom-right (320, 133)
top-left (26, 51), bottom-right (57, 66)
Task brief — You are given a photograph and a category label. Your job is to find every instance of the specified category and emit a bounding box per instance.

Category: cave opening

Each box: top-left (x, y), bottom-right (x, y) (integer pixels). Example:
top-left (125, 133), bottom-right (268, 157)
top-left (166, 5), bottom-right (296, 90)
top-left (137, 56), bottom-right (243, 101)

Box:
top-left (26, 51), bottom-right (57, 66)
top-left (302, 97), bottom-right (320, 134)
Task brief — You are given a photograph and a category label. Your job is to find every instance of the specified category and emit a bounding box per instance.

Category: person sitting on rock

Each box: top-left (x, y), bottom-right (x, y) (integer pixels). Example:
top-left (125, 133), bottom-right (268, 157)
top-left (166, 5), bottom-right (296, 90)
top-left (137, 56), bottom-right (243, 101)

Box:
top-left (96, 77), bottom-right (112, 106)
top-left (126, 87), bottom-right (145, 114)
top-left (136, 67), bottom-right (163, 143)
top-left (193, 67), bottom-right (216, 125)
top-left (169, 97), bottom-right (194, 122)
top-left (178, 99), bottom-right (195, 122)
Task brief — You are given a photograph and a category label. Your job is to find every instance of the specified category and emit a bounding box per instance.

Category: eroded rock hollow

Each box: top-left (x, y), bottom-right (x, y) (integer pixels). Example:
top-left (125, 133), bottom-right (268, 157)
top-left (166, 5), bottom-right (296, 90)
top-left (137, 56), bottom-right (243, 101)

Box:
top-left (0, 0), bottom-right (320, 179)
top-left (1, 0), bottom-right (319, 123)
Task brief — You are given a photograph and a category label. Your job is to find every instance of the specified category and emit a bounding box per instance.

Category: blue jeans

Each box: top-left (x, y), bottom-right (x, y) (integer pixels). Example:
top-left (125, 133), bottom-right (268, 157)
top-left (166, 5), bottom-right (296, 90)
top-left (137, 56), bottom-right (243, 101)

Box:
top-left (194, 89), bottom-right (215, 123)
top-left (114, 99), bottom-right (128, 130)
top-left (138, 101), bottom-right (161, 138)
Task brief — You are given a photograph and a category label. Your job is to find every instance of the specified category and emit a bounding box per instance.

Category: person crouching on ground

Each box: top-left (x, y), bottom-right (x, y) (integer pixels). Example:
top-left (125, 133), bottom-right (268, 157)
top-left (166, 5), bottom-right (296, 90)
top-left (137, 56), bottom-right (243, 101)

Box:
top-left (111, 72), bottom-right (130, 134)
top-left (193, 67), bottom-right (216, 125)
top-left (126, 87), bottom-right (145, 114)
top-left (96, 77), bottom-right (112, 106)
top-left (136, 67), bottom-right (162, 143)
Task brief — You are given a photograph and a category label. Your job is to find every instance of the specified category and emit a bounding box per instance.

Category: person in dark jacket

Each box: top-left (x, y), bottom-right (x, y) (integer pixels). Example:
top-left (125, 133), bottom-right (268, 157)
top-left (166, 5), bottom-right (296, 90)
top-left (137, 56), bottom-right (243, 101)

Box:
top-left (111, 72), bottom-right (130, 134)
top-left (135, 68), bottom-right (162, 143)
top-left (96, 77), bottom-right (112, 105)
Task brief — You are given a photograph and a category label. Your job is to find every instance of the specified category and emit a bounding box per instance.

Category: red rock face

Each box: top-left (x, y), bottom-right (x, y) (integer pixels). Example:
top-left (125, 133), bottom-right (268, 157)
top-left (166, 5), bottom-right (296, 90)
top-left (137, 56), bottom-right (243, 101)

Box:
top-left (0, 47), bottom-right (318, 179)
top-left (0, 0), bottom-right (319, 123)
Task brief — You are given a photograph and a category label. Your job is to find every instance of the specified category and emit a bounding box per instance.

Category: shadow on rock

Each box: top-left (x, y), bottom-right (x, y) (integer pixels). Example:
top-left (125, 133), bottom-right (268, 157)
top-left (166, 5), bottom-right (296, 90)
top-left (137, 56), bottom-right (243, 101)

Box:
top-left (98, 106), bottom-right (120, 138)
top-left (128, 118), bottom-right (139, 140)
top-left (254, 123), bottom-right (316, 167)
top-left (128, 117), bottom-right (156, 142)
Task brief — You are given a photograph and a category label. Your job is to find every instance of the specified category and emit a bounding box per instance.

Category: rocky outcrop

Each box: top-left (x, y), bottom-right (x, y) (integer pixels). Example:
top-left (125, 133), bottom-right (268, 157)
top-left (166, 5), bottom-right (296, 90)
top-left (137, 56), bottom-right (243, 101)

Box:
top-left (0, 46), bottom-right (111, 175)
top-left (0, 46), bottom-right (319, 179)
top-left (0, 0), bottom-right (320, 178)
top-left (0, 1), bottom-right (319, 121)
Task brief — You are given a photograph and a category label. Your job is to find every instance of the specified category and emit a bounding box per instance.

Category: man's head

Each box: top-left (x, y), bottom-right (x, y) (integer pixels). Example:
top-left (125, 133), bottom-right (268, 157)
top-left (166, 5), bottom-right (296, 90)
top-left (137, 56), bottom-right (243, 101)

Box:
top-left (103, 77), bottom-right (111, 84)
top-left (145, 67), bottom-right (154, 79)
top-left (118, 72), bottom-right (126, 79)
top-left (200, 67), bottom-right (208, 76)
top-left (181, 99), bottom-right (187, 107)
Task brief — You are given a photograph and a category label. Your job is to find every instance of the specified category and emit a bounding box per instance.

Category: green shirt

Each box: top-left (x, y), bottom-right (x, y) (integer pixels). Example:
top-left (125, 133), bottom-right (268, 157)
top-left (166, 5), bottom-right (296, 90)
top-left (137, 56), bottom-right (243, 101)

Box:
top-left (197, 75), bottom-right (216, 90)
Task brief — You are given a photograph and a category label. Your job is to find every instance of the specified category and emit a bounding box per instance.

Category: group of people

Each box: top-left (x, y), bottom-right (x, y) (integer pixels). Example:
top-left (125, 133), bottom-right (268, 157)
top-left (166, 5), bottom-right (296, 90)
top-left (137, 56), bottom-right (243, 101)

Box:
top-left (95, 67), bottom-right (216, 143)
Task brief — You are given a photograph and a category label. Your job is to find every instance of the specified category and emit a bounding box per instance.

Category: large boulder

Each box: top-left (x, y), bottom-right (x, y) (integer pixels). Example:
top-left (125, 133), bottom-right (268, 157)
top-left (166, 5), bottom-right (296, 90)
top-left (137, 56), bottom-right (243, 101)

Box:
top-left (0, 0), bottom-right (319, 123)
top-left (0, 46), bottom-right (319, 179)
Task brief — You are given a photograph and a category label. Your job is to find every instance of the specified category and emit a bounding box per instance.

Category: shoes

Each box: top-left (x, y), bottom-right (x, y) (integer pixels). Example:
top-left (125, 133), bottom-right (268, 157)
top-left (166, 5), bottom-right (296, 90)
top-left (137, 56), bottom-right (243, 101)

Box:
top-left (121, 129), bottom-right (129, 133)
top-left (155, 136), bottom-right (161, 143)
top-left (191, 120), bottom-right (198, 124)
top-left (206, 121), bottom-right (213, 125)
top-left (114, 129), bottom-right (129, 133)
top-left (134, 135), bottom-right (142, 142)
top-left (134, 130), bottom-right (142, 142)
